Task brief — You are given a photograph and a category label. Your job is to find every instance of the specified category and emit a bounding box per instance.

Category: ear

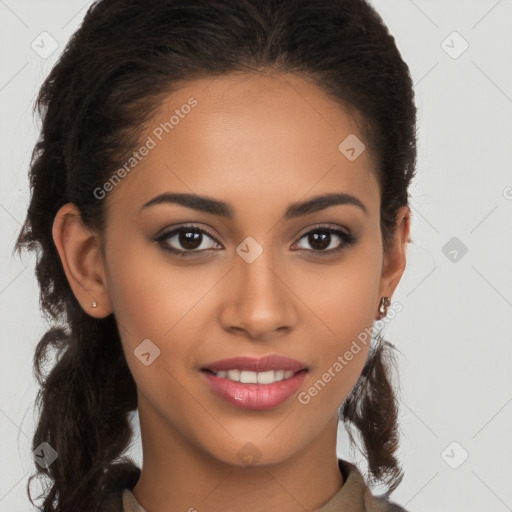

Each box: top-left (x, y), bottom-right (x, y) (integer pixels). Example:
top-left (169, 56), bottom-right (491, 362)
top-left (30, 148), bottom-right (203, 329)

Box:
top-left (376, 205), bottom-right (411, 317)
top-left (52, 203), bottom-right (112, 318)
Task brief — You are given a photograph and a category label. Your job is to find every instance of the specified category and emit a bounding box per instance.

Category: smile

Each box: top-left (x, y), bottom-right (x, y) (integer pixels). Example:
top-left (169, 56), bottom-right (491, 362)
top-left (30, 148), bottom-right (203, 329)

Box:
top-left (201, 369), bottom-right (309, 410)
top-left (202, 369), bottom-right (299, 384)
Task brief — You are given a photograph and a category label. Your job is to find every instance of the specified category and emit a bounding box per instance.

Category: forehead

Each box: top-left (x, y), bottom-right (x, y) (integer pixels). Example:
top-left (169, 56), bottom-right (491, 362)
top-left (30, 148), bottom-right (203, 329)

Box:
top-left (105, 72), bottom-right (380, 218)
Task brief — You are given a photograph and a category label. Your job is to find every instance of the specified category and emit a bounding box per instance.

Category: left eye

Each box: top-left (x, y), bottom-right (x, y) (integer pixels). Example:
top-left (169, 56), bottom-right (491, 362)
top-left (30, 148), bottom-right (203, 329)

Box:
top-left (154, 225), bottom-right (357, 257)
top-left (293, 227), bottom-right (356, 253)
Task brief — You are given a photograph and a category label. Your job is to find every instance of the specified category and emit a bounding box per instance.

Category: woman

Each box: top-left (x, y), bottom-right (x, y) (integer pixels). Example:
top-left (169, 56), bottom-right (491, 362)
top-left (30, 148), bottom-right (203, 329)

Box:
top-left (15, 0), bottom-right (417, 510)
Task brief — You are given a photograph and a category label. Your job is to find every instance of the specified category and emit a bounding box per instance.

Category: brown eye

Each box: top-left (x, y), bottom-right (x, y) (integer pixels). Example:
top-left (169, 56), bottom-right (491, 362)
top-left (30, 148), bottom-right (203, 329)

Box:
top-left (154, 226), bottom-right (221, 257)
top-left (293, 226), bottom-right (357, 254)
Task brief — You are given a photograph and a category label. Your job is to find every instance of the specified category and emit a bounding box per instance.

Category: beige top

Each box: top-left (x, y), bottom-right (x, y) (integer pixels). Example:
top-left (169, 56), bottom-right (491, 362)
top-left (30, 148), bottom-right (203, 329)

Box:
top-left (120, 459), bottom-right (407, 512)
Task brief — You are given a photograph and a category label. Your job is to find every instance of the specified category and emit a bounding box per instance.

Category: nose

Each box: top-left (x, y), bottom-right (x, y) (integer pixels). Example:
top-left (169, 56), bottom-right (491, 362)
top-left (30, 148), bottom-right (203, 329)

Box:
top-left (218, 253), bottom-right (298, 340)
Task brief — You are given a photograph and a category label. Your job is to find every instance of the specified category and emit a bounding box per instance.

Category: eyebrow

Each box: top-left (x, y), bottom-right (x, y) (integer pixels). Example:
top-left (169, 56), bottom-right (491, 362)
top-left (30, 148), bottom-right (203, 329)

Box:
top-left (140, 191), bottom-right (367, 218)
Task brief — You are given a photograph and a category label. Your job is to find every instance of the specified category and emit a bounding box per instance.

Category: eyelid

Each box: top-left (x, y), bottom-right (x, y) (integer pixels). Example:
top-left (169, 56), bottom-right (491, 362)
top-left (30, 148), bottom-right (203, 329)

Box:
top-left (294, 222), bottom-right (351, 239)
top-left (154, 223), bottom-right (222, 247)
top-left (154, 222), bottom-right (218, 238)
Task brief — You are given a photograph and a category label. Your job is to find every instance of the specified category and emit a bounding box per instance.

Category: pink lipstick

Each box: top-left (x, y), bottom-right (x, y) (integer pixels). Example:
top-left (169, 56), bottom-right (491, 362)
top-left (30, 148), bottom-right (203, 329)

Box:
top-left (200, 354), bottom-right (308, 410)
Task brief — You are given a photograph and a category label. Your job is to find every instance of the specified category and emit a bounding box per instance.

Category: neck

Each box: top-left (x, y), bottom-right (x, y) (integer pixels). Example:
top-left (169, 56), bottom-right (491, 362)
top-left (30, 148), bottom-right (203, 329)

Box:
top-left (132, 398), bottom-right (343, 512)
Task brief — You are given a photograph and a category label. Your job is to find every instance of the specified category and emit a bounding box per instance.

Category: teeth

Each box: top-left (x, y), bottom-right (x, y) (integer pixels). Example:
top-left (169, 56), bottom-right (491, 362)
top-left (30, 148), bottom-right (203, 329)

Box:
top-left (240, 370), bottom-right (258, 383)
top-left (213, 369), bottom-right (296, 383)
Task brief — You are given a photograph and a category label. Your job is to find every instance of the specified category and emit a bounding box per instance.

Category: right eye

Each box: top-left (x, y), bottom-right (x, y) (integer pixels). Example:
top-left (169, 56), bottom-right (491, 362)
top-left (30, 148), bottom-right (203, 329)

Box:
top-left (154, 225), bottom-right (222, 257)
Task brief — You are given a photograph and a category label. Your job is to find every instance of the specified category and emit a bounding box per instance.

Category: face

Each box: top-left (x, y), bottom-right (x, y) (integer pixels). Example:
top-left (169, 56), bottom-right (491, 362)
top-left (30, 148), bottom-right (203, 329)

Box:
top-left (96, 72), bottom-right (392, 466)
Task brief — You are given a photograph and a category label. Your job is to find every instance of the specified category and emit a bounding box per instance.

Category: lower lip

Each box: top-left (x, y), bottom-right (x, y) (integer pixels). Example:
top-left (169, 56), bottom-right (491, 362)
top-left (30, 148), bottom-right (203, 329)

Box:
top-left (201, 370), bottom-right (308, 410)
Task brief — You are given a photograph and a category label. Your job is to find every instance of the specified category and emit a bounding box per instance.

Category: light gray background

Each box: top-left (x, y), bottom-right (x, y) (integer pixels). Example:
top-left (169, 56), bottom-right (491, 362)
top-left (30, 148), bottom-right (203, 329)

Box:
top-left (1, 1), bottom-right (511, 511)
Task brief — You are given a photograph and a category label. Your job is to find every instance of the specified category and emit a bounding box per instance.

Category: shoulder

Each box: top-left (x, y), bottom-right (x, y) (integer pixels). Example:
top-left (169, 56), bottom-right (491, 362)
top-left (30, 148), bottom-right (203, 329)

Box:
top-left (365, 493), bottom-right (409, 512)
top-left (337, 459), bottom-right (410, 512)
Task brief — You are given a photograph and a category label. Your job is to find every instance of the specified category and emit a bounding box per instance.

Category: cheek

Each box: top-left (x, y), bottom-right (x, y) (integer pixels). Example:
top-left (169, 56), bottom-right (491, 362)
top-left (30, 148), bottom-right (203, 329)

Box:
top-left (105, 250), bottom-right (193, 408)
top-left (106, 251), bottom-right (164, 338)
top-left (300, 242), bottom-right (382, 408)
top-left (104, 239), bottom-right (223, 383)
top-left (103, 233), bottom-right (176, 375)
top-left (310, 244), bottom-right (382, 338)
top-left (106, 235), bottom-right (211, 337)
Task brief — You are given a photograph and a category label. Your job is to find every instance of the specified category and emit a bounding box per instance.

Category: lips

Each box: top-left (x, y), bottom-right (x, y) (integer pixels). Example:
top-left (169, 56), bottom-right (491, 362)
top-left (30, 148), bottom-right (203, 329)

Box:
top-left (201, 368), bottom-right (309, 410)
top-left (201, 354), bottom-right (308, 374)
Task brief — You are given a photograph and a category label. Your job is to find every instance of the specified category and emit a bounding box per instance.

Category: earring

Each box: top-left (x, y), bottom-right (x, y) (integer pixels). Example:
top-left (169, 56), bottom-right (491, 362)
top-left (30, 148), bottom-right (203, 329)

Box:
top-left (377, 296), bottom-right (391, 319)
top-left (90, 301), bottom-right (98, 308)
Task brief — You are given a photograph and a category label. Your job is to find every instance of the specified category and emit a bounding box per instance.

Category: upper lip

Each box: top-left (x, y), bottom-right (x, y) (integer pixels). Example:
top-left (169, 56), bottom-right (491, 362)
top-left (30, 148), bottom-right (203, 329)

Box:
top-left (201, 355), bottom-right (308, 373)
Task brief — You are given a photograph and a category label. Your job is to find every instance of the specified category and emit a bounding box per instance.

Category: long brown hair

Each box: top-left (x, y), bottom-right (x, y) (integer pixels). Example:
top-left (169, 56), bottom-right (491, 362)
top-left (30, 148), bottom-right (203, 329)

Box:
top-left (15, 0), bottom-right (417, 510)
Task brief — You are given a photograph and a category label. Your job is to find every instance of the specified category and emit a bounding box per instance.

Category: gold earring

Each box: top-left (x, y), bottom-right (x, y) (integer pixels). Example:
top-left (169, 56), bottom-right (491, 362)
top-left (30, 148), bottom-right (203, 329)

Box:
top-left (91, 301), bottom-right (98, 308)
top-left (377, 296), bottom-right (391, 319)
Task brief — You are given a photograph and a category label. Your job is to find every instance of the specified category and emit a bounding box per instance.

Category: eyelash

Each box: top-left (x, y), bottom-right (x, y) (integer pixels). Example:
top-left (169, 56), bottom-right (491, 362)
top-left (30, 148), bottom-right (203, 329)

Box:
top-left (153, 224), bottom-right (357, 258)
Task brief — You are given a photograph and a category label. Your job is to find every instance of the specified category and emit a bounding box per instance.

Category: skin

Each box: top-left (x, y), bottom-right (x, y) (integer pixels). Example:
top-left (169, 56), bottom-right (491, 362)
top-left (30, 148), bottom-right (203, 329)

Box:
top-left (52, 71), bottom-right (410, 512)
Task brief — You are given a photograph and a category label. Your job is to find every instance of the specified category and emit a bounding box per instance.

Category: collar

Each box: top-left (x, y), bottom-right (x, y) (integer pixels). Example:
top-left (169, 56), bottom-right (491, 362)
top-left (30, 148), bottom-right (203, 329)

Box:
top-left (121, 459), bottom-right (405, 512)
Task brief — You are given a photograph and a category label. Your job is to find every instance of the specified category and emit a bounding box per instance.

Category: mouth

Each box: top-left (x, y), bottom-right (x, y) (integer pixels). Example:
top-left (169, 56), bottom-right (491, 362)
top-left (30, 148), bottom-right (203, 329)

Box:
top-left (201, 354), bottom-right (308, 376)
top-left (200, 367), bottom-right (309, 410)
top-left (199, 354), bottom-right (309, 409)
top-left (200, 367), bottom-right (308, 384)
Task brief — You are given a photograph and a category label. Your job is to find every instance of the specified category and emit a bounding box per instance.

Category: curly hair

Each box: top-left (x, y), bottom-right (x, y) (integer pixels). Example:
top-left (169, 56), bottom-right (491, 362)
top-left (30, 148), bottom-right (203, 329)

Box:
top-left (14, 0), bottom-right (417, 510)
